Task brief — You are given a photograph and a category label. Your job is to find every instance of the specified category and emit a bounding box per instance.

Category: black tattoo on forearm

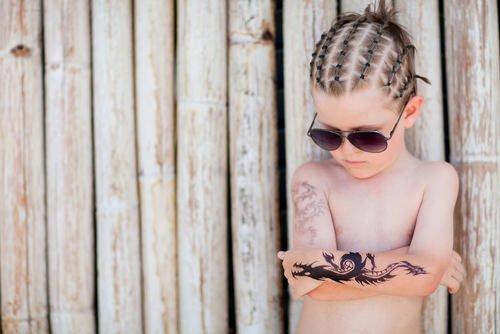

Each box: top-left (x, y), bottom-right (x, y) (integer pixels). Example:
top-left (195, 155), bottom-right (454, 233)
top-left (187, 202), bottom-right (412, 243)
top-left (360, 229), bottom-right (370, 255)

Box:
top-left (291, 252), bottom-right (428, 286)
top-left (291, 180), bottom-right (329, 244)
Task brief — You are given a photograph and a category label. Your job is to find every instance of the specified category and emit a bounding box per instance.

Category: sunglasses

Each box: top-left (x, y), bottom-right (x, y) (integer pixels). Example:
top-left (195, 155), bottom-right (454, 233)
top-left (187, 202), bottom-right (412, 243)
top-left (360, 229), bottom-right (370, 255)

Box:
top-left (306, 103), bottom-right (406, 153)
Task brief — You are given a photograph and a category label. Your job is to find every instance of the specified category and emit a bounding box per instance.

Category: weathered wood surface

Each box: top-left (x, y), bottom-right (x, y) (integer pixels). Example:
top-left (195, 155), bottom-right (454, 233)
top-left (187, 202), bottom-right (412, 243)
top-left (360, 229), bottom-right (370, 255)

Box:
top-left (444, 1), bottom-right (500, 333)
top-left (228, 1), bottom-right (282, 333)
top-left (0, 0), bottom-right (49, 332)
top-left (92, 0), bottom-right (142, 332)
top-left (396, 1), bottom-right (448, 332)
top-left (341, 0), bottom-right (372, 13)
top-left (44, 0), bottom-right (95, 333)
top-left (283, 1), bottom-right (337, 332)
top-left (176, 1), bottom-right (228, 333)
top-left (135, 0), bottom-right (178, 333)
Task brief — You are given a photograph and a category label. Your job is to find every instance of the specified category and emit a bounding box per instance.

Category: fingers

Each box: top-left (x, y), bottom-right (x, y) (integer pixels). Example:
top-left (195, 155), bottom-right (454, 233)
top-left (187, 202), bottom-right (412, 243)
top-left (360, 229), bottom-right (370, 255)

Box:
top-left (441, 263), bottom-right (466, 294)
top-left (447, 275), bottom-right (461, 294)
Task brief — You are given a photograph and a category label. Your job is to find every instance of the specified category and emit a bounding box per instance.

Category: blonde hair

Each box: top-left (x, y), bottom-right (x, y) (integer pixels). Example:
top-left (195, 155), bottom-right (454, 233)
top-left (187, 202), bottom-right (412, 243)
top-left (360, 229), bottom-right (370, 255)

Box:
top-left (309, 0), bottom-right (430, 110)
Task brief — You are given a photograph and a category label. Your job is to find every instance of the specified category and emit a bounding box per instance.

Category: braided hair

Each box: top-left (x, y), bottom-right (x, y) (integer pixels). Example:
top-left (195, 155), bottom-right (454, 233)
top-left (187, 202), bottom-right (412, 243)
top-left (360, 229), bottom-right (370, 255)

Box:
top-left (309, 0), bottom-right (430, 110)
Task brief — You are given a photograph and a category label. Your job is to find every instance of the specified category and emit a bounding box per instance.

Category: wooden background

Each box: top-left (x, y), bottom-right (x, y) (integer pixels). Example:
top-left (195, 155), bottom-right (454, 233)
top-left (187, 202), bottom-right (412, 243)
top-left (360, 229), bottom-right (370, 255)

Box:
top-left (0, 0), bottom-right (498, 333)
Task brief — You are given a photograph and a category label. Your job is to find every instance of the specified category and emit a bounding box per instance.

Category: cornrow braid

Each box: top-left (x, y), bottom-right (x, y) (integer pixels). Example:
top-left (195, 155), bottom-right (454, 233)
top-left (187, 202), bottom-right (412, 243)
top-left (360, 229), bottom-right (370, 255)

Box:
top-left (386, 44), bottom-right (415, 87)
top-left (398, 75), bottom-right (411, 99)
top-left (309, 25), bottom-right (339, 88)
top-left (358, 23), bottom-right (386, 81)
top-left (308, 0), bottom-right (431, 108)
top-left (333, 16), bottom-right (367, 82)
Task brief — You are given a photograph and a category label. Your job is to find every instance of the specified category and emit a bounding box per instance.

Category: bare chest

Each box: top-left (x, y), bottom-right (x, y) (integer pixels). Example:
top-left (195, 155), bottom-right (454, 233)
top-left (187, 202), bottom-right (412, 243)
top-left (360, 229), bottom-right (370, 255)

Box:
top-left (327, 173), bottom-right (425, 253)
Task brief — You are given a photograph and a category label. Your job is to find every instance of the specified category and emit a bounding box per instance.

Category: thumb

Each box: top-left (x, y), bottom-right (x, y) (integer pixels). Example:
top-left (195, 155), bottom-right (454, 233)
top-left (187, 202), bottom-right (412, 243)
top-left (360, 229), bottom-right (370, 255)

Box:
top-left (277, 251), bottom-right (285, 259)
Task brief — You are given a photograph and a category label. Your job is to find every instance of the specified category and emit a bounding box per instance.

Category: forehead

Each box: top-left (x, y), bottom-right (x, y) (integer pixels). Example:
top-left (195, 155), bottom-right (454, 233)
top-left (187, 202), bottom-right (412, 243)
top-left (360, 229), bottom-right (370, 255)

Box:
top-left (311, 86), bottom-right (397, 129)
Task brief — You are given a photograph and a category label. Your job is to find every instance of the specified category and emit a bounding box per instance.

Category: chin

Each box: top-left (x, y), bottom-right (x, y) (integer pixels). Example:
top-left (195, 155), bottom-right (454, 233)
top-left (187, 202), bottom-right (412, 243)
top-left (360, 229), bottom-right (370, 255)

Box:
top-left (346, 167), bottom-right (381, 180)
top-left (349, 172), bottom-right (374, 180)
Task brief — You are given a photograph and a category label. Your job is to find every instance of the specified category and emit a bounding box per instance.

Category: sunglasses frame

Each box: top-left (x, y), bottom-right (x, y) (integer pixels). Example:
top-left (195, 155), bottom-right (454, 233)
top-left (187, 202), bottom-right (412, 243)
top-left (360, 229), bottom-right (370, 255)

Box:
top-left (306, 101), bottom-right (407, 153)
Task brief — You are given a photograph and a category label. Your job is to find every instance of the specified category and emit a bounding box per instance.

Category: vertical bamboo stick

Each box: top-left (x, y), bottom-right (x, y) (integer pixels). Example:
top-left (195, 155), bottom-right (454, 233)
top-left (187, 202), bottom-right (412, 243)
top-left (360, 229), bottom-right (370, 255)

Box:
top-left (341, 0), bottom-right (373, 13)
top-left (91, 0), bottom-right (142, 332)
top-left (396, 1), bottom-right (447, 333)
top-left (0, 0), bottom-right (48, 332)
top-left (134, 0), bottom-right (177, 333)
top-left (44, 0), bottom-right (95, 333)
top-left (228, 1), bottom-right (281, 333)
top-left (176, 1), bottom-right (227, 333)
top-left (283, 1), bottom-right (336, 332)
top-left (444, 1), bottom-right (500, 333)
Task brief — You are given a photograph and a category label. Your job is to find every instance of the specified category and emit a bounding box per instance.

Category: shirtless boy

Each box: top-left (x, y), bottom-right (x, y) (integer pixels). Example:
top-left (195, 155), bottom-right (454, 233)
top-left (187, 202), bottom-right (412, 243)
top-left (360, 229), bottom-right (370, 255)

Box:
top-left (277, 1), bottom-right (465, 333)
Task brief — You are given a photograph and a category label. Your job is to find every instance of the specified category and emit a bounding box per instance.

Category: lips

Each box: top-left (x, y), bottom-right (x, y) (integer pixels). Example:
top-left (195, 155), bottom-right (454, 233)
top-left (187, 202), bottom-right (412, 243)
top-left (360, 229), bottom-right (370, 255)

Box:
top-left (345, 160), bottom-right (365, 164)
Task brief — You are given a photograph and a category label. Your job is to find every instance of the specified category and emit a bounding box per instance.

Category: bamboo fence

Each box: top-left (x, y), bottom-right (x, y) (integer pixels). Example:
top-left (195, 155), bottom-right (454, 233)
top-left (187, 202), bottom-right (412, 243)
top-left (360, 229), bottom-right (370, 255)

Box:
top-left (0, 0), bottom-right (498, 333)
top-left (229, 1), bottom-right (282, 333)
top-left (135, 0), bottom-right (177, 333)
top-left (1, 0), bottom-right (48, 332)
top-left (45, 0), bottom-right (94, 332)
top-left (444, 1), bottom-right (500, 333)
top-left (176, 1), bottom-right (228, 333)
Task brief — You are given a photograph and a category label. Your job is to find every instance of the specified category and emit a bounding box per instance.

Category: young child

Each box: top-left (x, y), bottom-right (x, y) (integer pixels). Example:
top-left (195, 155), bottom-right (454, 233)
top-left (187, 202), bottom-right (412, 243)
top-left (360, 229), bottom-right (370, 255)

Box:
top-left (276, 1), bottom-right (465, 333)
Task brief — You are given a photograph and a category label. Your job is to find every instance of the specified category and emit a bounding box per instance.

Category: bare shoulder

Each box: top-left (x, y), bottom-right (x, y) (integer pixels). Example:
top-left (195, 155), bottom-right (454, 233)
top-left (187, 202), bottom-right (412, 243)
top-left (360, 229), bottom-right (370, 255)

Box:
top-left (418, 160), bottom-right (460, 197)
top-left (291, 159), bottom-right (338, 191)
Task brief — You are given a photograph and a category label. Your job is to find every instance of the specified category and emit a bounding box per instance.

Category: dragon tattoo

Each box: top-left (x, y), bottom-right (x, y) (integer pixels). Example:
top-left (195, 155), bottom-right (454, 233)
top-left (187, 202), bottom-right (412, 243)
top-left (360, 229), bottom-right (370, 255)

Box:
top-left (291, 252), bottom-right (428, 286)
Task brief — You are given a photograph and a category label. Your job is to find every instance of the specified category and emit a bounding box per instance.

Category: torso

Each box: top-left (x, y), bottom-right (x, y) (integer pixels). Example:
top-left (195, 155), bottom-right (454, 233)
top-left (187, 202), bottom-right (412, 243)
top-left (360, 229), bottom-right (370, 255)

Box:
top-left (295, 156), bottom-right (429, 334)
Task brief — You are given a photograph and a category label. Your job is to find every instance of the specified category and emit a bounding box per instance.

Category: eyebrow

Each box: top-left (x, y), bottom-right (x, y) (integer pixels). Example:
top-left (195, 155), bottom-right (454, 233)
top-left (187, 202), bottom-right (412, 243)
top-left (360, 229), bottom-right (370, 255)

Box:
top-left (319, 121), bottom-right (383, 131)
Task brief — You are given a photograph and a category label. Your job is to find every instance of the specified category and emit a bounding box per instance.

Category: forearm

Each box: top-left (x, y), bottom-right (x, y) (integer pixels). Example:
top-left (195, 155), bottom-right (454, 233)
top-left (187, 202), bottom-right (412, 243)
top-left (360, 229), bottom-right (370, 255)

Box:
top-left (306, 246), bottom-right (410, 301)
top-left (292, 246), bottom-right (443, 297)
top-left (307, 282), bottom-right (379, 301)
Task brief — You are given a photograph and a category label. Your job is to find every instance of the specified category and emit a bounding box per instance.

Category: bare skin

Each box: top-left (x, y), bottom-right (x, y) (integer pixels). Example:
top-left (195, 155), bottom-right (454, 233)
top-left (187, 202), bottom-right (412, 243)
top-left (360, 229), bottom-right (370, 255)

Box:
top-left (277, 87), bottom-right (463, 334)
top-left (295, 157), bottom-right (426, 334)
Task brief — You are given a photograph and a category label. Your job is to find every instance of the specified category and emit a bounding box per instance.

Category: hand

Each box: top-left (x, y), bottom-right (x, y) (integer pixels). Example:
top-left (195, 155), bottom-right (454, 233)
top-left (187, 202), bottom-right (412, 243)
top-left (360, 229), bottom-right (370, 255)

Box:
top-left (440, 250), bottom-right (465, 294)
top-left (277, 248), bottom-right (321, 298)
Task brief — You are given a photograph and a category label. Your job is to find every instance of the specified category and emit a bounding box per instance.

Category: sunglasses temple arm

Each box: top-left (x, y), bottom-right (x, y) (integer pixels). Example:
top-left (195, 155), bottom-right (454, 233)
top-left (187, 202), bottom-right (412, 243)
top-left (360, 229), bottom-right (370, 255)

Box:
top-left (388, 104), bottom-right (406, 138)
top-left (307, 112), bottom-right (317, 136)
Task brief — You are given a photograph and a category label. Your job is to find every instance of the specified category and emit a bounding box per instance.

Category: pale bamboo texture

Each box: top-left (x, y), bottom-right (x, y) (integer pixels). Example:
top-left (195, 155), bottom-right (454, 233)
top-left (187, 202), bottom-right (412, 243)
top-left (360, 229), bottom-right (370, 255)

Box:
top-left (134, 1), bottom-right (177, 333)
top-left (92, 0), bottom-right (143, 332)
top-left (341, 0), bottom-right (373, 13)
top-left (396, 1), bottom-right (447, 333)
top-left (0, 0), bottom-right (49, 332)
top-left (176, 1), bottom-right (228, 333)
top-left (44, 0), bottom-right (95, 333)
top-left (444, 1), bottom-right (500, 333)
top-left (229, 1), bottom-right (282, 333)
top-left (283, 1), bottom-right (337, 332)
top-left (1, 1), bottom-right (499, 333)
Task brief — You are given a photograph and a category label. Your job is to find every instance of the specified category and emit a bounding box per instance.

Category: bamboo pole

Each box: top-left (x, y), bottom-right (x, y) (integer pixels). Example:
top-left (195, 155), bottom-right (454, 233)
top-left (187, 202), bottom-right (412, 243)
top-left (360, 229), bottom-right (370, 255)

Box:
top-left (228, 1), bottom-right (281, 333)
top-left (0, 0), bottom-right (49, 332)
top-left (176, 1), bottom-right (227, 333)
top-left (43, 0), bottom-right (95, 333)
top-left (444, 1), bottom-right (500, 333)
top-left (341, 0), bottom-right (373, 13)
top-left (396, 1), bottom-right (447, 333)
top-left (91, 0), bottom-right (142, 332)
top-left (283, 1), bottom-right (336, 332)
top-left (134, 0), bottom-right (177, 333)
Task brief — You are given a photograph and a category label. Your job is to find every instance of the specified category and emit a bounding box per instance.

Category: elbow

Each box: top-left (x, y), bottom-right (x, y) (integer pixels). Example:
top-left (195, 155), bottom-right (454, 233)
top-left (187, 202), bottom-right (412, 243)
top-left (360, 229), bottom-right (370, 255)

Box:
top-left (413, 255), bottom-right (449, 297)
top-left (419, 277), bottom-right (440, 296)
top-left (417, 268), bottom-right (443, 296)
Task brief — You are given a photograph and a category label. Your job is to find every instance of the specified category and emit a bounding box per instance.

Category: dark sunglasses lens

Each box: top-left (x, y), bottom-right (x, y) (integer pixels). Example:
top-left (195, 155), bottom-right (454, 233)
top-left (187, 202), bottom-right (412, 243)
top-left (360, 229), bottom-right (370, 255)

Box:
top-left (310, 129), bottom-right (342, 151)
top-left (348, 132), bottom-right (387, 153)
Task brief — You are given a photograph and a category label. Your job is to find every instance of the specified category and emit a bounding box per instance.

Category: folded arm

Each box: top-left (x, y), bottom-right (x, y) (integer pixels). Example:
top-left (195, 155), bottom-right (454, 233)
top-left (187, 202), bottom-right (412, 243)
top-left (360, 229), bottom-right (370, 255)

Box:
top-left (306, 246), bottom-right (409, 301)
top-left (286, 162), bottom-right (386, 300)
top-left (282, 161), bottom-right (459, 299)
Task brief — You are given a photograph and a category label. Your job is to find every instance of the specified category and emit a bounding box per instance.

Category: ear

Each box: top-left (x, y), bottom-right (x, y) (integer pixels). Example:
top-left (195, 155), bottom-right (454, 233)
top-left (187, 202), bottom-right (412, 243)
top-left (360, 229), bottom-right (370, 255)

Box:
top-left (402, 95), bottom-right (424, 128)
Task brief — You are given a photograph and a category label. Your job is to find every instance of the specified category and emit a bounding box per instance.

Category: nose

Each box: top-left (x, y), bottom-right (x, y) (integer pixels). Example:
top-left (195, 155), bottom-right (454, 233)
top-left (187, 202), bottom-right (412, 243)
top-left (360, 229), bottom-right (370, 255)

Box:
top-left (340, 137), bottom-right (361, 155)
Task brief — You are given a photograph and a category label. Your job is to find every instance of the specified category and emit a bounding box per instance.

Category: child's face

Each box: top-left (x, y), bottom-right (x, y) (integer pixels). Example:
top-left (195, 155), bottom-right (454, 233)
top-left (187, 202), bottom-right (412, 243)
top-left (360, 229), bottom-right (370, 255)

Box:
top-left (311, 86), bottom-right (409, 180)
